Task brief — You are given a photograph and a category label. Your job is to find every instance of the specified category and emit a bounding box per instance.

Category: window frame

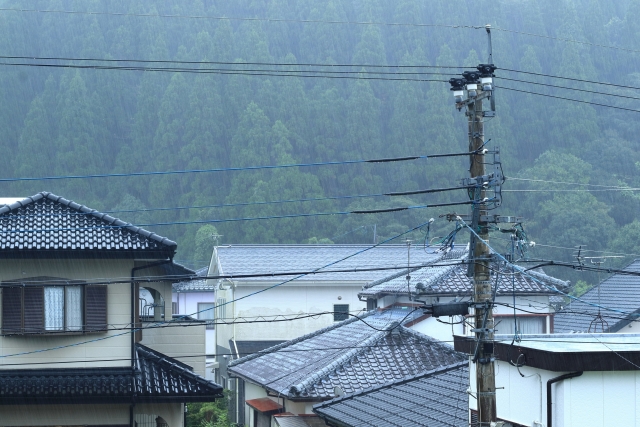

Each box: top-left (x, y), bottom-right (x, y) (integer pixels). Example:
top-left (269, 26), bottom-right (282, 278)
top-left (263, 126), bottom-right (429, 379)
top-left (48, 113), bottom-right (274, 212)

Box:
top-left (1, 277), bottom-right (108, 336)
top-left (198, 302), bottom-right (216, 330)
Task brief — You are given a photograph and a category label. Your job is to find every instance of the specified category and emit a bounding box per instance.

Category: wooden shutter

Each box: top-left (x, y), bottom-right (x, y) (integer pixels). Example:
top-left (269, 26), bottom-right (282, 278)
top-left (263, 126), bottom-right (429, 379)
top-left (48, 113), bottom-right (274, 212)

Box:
top-left (2, 287), bottom-right (23, 335)
top-left (85, 285), bottom-right (108, 332)
top-left (23, 286), bottom-right (44, 333)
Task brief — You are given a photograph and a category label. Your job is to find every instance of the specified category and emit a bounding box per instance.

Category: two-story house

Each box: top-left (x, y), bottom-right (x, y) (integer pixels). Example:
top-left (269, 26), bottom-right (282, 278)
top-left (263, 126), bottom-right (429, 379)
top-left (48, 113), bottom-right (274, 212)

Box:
top-left (0, 192), bottom-right (222, 427)
top-left (208, 244), bottom-right (444, 424)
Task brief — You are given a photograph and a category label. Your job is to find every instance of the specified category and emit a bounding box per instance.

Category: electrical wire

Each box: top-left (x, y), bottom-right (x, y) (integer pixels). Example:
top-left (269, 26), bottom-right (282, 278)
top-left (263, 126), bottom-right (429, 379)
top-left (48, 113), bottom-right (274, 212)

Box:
top-left (0, 153), bottom-right (444, 183)
top-left (501, 68), bottom-right (640, 91)
top-left (0, 200), bottom-right (473, 234)
top-left (497, 85), bottom-right (640, 113)
top-left (497, 76), bottom-right (640, 101)
top-left (0, 219), bottom-right (435, 359)
top-left (506, 177), bottom-right (636, 189)
top-left (0, 61), bottom-right (449, 83)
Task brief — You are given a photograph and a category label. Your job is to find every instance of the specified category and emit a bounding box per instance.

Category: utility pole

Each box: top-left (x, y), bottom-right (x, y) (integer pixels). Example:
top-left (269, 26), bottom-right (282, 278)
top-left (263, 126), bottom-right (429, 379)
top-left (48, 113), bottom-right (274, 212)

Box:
top-left (448, 25), bottom-right (499, 426)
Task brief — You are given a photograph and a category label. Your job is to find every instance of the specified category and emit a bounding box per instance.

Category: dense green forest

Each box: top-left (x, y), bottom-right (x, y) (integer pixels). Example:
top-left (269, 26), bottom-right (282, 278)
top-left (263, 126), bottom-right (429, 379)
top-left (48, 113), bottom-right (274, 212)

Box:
top-left (1, 0), bottom-right (639, 286)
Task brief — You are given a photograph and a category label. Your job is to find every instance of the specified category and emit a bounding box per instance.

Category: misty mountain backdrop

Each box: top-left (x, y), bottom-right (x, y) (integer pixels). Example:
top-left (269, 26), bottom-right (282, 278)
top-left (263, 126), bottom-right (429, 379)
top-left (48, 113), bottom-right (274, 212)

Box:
top-left (1, 0), bottom-right (639, 285)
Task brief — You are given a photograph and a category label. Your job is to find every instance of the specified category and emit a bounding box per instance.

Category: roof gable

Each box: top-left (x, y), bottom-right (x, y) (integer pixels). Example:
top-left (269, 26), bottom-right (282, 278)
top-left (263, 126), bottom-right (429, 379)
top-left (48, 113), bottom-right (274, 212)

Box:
top-left (0, 192), bottom-right (176, 258)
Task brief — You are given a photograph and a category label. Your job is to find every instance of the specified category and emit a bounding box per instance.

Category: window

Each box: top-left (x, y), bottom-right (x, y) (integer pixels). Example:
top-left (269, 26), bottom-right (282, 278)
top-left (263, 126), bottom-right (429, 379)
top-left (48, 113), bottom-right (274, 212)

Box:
top-left (2, 278), bottom-right (107, 335)
top-left (495, 315), bottom-right (546, 335)
top-left (172, 301), bottom-right (178, 315)
top-left (198, 302), bottom-right (215, 330)
top-left (333, 304), bottom-right (349, 321)
top-left (217, 298), bottom-right (226, 321)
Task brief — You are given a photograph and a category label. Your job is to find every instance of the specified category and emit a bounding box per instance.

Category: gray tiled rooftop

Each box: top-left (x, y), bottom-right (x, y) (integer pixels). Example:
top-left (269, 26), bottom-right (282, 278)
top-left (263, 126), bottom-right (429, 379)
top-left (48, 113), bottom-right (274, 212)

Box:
top-left (228, 308), bottom-right (466, 400)
top-left (0, 192), bottom-right (176, 256)
top-left (313, 363), bottom-right (468, 427)
top-left (554, 259), bottom-right (640, 333)
top-left (173, 267), bottom-right (211, 292)
top-left (360, 254), bottom-right (566, 298)
top-left (216, 245), bottom-right (448, 283)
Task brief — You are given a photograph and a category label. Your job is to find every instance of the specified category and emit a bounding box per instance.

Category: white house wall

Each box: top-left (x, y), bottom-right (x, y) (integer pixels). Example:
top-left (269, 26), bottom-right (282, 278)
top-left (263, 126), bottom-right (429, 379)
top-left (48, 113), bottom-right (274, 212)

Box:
top-left (141, 321), bottom-right (206, 376)
top-left (0, 258), bottom-right (133, 369)
top-left (470, 360), bottom-right (640, 427)
top-left (234, 283), bottom-right (366, 341)
top-left (0, 404), bottom-right (130, 426)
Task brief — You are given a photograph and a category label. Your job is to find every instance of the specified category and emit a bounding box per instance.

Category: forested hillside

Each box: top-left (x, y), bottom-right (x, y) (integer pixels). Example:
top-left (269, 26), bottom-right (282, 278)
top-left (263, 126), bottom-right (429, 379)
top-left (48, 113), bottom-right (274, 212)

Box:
top-left (0, 0), bottom-right (639, 285)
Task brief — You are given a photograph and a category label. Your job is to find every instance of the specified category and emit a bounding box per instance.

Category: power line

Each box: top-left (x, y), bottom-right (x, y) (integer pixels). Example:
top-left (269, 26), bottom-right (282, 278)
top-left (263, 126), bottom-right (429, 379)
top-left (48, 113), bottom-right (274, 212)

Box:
top-left (0, 185), bottom-right (470, 221)
top-left (506, 177), bottom-right (636, 189)
top-left (0, 55), bottom-right (467, 70)
top-left (0, 152), bottom-right (470, 183)
top-left (492, 28), bottom-right (640, 54)
top-left (0, 219), bottom-right (436, 359)
top-left (0, 200), bottom-right (473, 234)
top-left (0, 61), bottom-right (451, 83)
top-left (501, 68), bottom-right (640, 91)
top-left (498, 85), bottom-right (640, 113)
top-left (498, 76), bottom-right (640, 101)
top-left (0, 7), bottom-right (486, 30)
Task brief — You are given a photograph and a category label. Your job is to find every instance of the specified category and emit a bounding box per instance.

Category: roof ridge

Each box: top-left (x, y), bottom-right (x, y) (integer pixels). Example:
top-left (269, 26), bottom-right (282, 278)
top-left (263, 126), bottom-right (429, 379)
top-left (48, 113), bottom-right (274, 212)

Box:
top-left (228, 310), bottom-right (376, 368)
top-left (0, 192), bottom-right (177, 249)
top-left (288, 322), bottom-right (397, 397)
top-left (362, 252), bottom-right (450, 290)
top-left (313, 361), bottom-right (468, 409)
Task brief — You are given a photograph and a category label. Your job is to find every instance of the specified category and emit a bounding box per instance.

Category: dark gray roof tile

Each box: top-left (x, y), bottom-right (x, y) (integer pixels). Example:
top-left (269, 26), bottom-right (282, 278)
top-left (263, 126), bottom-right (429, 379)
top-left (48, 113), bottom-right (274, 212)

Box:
top-left (0, 192), bottom-right (176, 257)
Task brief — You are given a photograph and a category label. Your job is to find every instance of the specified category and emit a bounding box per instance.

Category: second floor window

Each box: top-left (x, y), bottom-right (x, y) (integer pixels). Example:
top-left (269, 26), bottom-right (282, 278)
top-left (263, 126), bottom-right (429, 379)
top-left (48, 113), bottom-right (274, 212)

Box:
top-left (198, 302), bottom-right (216, 330)
top-left (1, 278), bottom-right (107, 335)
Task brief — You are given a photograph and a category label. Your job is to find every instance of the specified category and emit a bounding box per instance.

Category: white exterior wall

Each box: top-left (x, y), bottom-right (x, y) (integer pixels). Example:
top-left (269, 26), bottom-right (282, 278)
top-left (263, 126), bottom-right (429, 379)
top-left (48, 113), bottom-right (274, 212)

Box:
top-left (141, 320), bottom-right (206, 376)
top-left (233, 282), bottom-right (366, 341)
top-left (244, 381), bottom-right (270, 426)
top-left (469, 360), bottom-right (640, 427)
top-left (0, 258), bottom-right (134, 369)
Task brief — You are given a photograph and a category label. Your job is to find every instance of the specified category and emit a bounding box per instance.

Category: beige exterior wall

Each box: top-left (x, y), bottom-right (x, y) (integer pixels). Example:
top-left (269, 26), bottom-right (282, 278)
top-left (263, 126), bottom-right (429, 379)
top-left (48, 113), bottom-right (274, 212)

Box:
top-left (136, 402), bottom-right (184, 427)
top-left (0, 258), bottom-right (134, 369)
top-left (141, 320), bottom-right (206, 376)
top-left (0, 403), bottom-right (130, 426)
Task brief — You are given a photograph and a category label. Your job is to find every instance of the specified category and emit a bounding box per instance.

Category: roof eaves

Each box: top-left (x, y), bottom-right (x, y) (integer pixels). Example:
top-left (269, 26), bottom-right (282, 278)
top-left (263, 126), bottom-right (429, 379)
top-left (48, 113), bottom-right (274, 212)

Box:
top-left (228, 310), bottom-right (377, 369)
top-left (312, 361), bottom-right (468, 410)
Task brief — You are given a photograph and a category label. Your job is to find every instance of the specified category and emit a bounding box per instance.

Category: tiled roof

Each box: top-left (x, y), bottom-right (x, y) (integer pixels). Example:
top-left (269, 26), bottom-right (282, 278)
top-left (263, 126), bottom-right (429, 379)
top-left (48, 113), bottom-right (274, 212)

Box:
top-left (0, 344), bottom-right (223, 404)
top-left (553, 259), bottom-right (640, 333)
top-left (360, 253), bottom-right (566, 298)
top-left (232, 340), bottom-right (287, 359)
top-left (313, 362), bottom-right (469, 427)
top-left (173, 267), bottom-right (211, 292)
top-left (216, 245), bottom-right (451, 283)
top-left (228, 308), bottom-right (466, 400)
top-left (274, 414), bottom-right (328, 427)
top-left (0, 192), bottom-right (177, 257)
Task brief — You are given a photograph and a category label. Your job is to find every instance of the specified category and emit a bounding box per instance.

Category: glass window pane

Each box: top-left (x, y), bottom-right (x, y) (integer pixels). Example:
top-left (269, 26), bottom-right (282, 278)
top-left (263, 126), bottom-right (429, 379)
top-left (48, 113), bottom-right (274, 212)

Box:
top-left (198, 303), bottom-right (215, 320)
top-left (66, 286), bottom-right (83, 331)
top-left (44, 287), bottom-right (64, 331)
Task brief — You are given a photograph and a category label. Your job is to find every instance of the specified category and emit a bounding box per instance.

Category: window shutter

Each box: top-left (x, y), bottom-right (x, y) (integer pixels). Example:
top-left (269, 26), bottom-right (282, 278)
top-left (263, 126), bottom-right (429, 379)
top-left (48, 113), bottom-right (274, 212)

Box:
top-left (23, 286), bottom-right (44, 333)
top-left (85, 285), bottom-right (108, 332)
top-left (2, 287), bottom-right (23, 334)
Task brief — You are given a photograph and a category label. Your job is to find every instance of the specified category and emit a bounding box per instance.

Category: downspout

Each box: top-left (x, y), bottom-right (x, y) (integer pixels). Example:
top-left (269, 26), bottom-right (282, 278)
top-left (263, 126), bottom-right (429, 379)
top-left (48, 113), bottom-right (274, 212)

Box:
top-left (546, 371), bottom-right (582, 427)
top-left (130, 258), bottom-right (173, 427)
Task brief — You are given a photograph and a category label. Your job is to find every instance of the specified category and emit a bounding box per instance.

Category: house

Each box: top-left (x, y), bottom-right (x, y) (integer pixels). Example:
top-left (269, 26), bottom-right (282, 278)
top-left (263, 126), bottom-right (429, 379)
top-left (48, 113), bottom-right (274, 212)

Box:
top-left (227, 307), bottom-right (467, 427)
top-left (313, 362), bottom-right (469, 427)
top-left (454, 333), bottom-right (640, 427)
top-left (553, 259), bottom-right (640, 333)
top-left (172, 266), bottom-right (217, 380)
top-left (360, 250), bottom-right (568, 343)
top-left (209, 244), bottom-right (445, 422)
top-left (0, 192), bottom-right (222, 426)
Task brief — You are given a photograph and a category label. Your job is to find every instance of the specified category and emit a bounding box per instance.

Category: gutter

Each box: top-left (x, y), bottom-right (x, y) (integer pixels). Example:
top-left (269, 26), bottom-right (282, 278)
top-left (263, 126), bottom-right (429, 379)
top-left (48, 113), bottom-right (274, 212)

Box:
top-left (546, 371), bottom-right (582, 427)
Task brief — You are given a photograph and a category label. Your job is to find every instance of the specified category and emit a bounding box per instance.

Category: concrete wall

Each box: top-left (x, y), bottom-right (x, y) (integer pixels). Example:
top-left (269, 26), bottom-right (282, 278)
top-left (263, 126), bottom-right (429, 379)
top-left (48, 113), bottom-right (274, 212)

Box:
top-left (0, 258), bottom-right (134, 369)
top-left (469, 360), bottom-right (640, 427)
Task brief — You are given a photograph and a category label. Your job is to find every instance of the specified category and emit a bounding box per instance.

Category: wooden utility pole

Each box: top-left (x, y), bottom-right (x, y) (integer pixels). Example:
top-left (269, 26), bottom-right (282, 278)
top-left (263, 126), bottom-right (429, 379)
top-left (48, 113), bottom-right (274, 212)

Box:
top-left (468, 91), bottom-right (497, 426)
